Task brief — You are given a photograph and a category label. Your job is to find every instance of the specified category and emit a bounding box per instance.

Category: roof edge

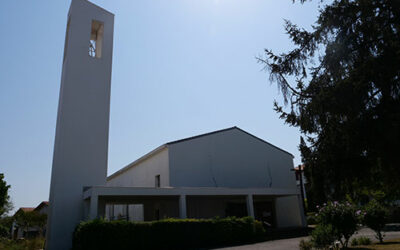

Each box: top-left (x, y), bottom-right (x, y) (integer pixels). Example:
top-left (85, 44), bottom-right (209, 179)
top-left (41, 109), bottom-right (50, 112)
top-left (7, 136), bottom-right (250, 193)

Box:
top-left (34, 201), bottom-right (49, 211)
top-left (107, 126), bottom-right (294, 181)
top-left (168, 126), bottom-right (293, 158)
top-left (234, 127), bottom-right (294, 158)
top-left (107, 145), bottom-right (167, 180)
top-left (166, 127), bottom-right (237, 145)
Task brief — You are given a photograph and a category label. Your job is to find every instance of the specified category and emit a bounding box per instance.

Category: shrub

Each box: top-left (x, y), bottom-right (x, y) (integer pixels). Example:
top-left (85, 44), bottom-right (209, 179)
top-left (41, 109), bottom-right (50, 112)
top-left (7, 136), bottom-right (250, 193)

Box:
top-left (0, 224), bottom-right (9, 238)
top-left (72, 217), bottom-right (265, 250)
top-left (0, 216), bottom-right (12, 238)
top-left (307, 212), bottom-right (318, 225)
top-left (388, 206), bottom-right (400, 223)
top-left (315, 201), bottom-right (360, 248)
top-left (351, 236), bottom-right (371, 246)
top-left (350, 237), bottom-right (358, 246)
top-left (299, 239), bottom-right (313, 250)
top-left (311, 224), bottom-right (335, 249)
top-left (363, 199), bottom-right (389, 243)
top-left (25, 237), bottom-right (45, 250)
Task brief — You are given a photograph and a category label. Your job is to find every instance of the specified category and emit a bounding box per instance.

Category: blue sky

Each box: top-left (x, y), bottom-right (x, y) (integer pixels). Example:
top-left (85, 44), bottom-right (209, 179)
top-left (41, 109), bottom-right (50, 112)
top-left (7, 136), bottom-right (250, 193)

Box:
top-left (0, 0), bottom-right (321, 213)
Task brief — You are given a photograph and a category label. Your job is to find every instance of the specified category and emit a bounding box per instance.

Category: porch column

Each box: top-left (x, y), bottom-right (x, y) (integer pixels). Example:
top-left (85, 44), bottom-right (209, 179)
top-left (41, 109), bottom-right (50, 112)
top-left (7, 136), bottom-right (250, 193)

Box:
top-left (89, 194), bottom-right (98, 220)
top-left (246, 194), bottom-right (255, 218)
top-left (179, 195), bottom-right (187, 219)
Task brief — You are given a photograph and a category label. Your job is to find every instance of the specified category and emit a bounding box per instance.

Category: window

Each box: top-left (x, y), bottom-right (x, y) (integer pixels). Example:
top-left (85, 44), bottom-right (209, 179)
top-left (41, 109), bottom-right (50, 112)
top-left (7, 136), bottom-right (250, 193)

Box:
top-left (155, 175), bottom-right (160, 187)
top-left (89, 20), bottom-right (104, 58)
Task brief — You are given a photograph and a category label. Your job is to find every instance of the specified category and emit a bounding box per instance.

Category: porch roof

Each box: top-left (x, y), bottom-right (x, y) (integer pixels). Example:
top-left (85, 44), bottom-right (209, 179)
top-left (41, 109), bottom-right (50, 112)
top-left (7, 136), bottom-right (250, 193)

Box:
top-left (83, 186), bottom-right (300, 200)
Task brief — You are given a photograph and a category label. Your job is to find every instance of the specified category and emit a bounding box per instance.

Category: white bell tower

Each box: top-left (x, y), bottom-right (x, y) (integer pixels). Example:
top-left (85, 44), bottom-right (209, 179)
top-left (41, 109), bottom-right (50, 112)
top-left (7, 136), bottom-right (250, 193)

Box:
top-left (46, 0), bottom-right (114, 249)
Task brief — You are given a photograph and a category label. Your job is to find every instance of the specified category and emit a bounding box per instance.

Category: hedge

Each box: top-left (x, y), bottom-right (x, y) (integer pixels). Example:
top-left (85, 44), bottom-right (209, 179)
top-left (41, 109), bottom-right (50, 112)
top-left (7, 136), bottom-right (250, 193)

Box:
top-left (72, 217), bottom-right (265, 250)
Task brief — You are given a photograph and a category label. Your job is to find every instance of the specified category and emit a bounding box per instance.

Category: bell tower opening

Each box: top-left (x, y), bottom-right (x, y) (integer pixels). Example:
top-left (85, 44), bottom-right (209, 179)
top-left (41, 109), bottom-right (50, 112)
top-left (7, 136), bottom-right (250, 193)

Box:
top-left (89, 20), bottom-right (104, 58)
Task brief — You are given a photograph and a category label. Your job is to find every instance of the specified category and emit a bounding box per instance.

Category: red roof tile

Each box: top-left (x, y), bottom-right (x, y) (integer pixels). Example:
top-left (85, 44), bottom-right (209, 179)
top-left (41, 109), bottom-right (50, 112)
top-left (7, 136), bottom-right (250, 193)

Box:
top-left (34, 201), bottom-right (49, 211)
top-left (20, 207), bottom-right (34, 212)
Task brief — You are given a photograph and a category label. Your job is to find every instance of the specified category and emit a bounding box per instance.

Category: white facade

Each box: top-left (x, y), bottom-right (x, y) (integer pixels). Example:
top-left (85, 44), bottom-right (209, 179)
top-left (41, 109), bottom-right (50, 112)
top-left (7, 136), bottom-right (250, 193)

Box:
top-left (108, 127), bottom-right (297, 190)
top-left (105, 127), bottom-right (306, 228)
top-left (108, 147), bottom-right (169, 187)
top-left (47, 0), bottom-right (114, 249)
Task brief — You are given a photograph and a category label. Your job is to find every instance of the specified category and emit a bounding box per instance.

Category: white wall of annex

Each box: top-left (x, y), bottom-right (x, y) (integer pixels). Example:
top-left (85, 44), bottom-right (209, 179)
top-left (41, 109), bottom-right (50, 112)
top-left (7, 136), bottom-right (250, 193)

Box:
top-left (168, 128), bottom-right (296, 189)
top-left (275, 196), bottom-right (303, 228)
top-left (107, 148), bottom-right (169, 187)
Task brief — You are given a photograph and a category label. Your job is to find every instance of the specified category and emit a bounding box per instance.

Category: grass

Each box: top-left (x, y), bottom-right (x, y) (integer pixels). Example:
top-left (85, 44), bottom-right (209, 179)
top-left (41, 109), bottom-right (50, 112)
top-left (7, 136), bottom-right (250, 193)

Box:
top-left (351, 236), bottom-right (372, 246)
top-left (350, 238), bottom-right (400, 249)
top-left (0, 237), bottom-right (45, 250)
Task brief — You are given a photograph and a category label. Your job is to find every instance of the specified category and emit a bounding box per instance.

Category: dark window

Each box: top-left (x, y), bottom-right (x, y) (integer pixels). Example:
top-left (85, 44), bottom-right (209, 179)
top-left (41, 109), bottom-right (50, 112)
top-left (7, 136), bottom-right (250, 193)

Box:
top-left (155, 175), bottom-right (160, 187)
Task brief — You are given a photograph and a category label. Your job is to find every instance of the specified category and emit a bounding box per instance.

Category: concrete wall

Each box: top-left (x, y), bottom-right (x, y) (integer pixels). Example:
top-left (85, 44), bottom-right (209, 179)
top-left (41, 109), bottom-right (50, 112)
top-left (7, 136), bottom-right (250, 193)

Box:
top-left (47, 1), bottom-right (114, 249)
top-left (168, 128), bottom-right (296, 189)
top-left (107, 148), bottom-right (169, 187)
top-left (275, 196), bottom-right (303, 228)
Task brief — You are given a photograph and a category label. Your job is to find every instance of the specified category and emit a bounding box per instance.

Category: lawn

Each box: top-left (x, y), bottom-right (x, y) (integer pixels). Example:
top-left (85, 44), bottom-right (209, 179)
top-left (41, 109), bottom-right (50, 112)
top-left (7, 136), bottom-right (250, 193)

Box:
top-left (0, 237), bottom-right (45, 250)
top-left (351, 238), bottom-right (400, 250)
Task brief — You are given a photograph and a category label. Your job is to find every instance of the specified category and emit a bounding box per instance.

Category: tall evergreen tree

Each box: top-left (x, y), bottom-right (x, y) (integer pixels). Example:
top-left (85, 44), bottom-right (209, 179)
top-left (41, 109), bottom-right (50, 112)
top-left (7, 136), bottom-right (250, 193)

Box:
top-left (259, 0), bottom-right (400, 208)
top-left (0, 173), bottom-right (12, 217)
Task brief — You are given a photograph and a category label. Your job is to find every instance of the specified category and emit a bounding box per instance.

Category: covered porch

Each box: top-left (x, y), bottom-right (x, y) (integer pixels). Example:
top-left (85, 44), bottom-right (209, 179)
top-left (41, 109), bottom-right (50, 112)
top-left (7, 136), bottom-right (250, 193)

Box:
top-left (83, 186), bottom-right (306, 228)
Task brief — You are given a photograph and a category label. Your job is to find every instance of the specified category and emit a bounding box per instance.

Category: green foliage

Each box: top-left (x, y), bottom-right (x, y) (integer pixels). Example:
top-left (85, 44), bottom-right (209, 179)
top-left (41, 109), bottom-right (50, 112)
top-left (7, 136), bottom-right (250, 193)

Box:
top-left (363, 199), bottom-right (389, 243)
top-left (259, 0), bottom-right (400, 207)
top-left (350, 237), bottom-right (358, 246)
top-left (0, 216), bottom-right (13, 238)
top-left (13, 211), bottom-right (47, 239)
top-left (0, 216), bottom-right (13, 229)
top-left (315, 201), bottom-right (360, 248)
top-left (304, 198), bottom-right (309, 212)
top-left (73, 217), bottom-right (265, 250)
top-left (299, 238), bottom-right (313, 250)
top-left (311, 224), bottom-right (335, 249)
top-left (0, 224), bottom-right (9, 238)
top-left (388, 206), bottom-right (400, 223)
top-left (0, 173), bottom-right (12, 217)
top-left (351, 236), bottom-right (371, 246)
top-left (307, 212), bottom-right (318, 225)
top-left (14, 211), bottom-right (47, 235)
top-left (0, 237), bottom-right (45, 250)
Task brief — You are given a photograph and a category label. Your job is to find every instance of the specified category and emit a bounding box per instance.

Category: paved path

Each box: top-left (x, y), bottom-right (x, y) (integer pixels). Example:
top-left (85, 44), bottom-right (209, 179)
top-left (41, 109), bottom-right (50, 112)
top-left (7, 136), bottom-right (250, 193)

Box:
top-left (213, 236), bottom-right (309, 250)
top-left (213, 228), bottom-right (400, 250)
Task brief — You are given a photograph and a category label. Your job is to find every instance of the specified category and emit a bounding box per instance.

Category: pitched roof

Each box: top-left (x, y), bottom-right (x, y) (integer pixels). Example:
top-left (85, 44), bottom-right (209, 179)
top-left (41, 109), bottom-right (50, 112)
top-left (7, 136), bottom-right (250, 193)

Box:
top-left (14, 207), bottom-right (35, 216)
top-left (34, 201), bottom-right (49, 211)
top-left (107, 126), bottom-right (293, 180)
top-left (20, 207), bottom-right (34, 212)
top-left (167, 127), bottom-right (293, 157)
top-left (107, 144), bottom-right (168, 180)
top-left (166, 127), bottom-right (237, 145)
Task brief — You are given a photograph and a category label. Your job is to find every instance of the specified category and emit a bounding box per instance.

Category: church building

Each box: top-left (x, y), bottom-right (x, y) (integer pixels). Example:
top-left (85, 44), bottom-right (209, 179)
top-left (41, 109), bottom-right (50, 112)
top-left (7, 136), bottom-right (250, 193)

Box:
top-left (46, 1), bottom-right (305, 249)
top-left (102, 126), bottom-right (306, 228)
